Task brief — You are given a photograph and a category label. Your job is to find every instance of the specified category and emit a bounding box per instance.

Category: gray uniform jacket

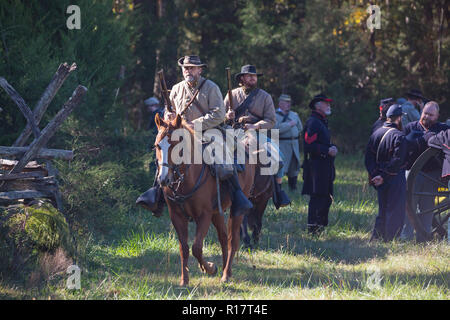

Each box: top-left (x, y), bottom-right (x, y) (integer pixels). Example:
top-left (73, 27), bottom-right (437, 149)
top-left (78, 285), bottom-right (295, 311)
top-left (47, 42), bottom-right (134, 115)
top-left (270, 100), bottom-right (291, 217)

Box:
top-left (169, 76), bottom-right (225, 131)
top-left (275, 109), bottom-right (303, 177)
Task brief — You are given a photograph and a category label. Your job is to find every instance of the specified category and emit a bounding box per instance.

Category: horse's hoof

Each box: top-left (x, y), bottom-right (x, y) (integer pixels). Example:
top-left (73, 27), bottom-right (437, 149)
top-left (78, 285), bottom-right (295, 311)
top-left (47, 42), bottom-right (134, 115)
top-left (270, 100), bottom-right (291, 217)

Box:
top-left (221, 276), bottom-right (230, 283)
top-left (210, 263), bottom-right (218, 276)
top-left (179, 279), bottom-right (189, 287)
top-left (205, 262), bottom-right (217, 276)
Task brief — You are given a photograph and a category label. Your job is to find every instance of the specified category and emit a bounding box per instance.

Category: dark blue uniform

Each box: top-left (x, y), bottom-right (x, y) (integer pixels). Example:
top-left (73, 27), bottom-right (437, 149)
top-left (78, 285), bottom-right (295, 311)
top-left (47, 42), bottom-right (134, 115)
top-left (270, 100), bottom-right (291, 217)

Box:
top-left (302, 111), bottom-right (336, 232)
top-left (371, 117), bottom-right (386, 135)
top-left (401, 121), bottom-right (449, 241)
top-left (404, 121), bottom-right (449, 170)
top-left (365, 122), bottom-right (408, 241)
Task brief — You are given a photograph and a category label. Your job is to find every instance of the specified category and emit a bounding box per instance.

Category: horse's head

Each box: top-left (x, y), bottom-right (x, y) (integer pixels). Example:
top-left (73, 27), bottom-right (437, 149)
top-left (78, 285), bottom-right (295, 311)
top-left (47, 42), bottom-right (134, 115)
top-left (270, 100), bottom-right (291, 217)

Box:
top-left (154, 113), bottom-right (188, 186)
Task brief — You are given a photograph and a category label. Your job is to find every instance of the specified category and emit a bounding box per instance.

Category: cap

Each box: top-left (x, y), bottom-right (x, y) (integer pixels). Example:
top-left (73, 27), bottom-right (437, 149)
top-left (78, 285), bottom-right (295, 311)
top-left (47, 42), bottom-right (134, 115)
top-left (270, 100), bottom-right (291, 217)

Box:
top-left (386, 104), bottom-right (404, 118)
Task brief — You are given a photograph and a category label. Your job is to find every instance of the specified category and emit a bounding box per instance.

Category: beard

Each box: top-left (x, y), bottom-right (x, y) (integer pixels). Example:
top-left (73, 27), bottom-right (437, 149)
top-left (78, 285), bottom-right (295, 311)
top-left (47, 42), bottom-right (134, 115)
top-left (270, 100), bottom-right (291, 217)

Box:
top-left (241, 79), bottom-right (257, 89)
top-left (420, 118), bottom-right (436, 129)
top-left (184, 74), bottom-right (196, 82)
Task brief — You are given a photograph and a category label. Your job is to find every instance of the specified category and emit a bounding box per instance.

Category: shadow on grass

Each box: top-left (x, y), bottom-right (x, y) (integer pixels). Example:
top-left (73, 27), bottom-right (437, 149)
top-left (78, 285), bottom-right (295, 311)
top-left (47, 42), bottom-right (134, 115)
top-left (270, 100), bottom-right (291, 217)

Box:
top-left (234, 261), bottom-right (450, 294)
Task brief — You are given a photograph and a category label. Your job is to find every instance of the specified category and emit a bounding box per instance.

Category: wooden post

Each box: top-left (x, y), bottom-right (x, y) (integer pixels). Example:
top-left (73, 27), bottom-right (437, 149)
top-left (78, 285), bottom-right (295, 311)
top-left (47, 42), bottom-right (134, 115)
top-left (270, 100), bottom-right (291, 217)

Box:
top-left (9, 85), bottom-right (87, 175)
top-left (0, 77), bottom-right (41, 139)
top-left (13, 62), bottom-right (77, 147)
top-left (0, 146), bottom-right (73, 161)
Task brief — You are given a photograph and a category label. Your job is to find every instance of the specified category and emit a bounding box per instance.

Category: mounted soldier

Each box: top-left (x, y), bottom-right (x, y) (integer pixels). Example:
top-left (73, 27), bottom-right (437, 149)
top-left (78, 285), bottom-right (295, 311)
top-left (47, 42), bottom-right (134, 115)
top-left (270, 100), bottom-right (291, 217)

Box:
top-left (275, 94), bottom-right (303, 191)
top-left (136, 55), bottom-right (253, 217)
top-left (223, 64), bottom-right (290, 209)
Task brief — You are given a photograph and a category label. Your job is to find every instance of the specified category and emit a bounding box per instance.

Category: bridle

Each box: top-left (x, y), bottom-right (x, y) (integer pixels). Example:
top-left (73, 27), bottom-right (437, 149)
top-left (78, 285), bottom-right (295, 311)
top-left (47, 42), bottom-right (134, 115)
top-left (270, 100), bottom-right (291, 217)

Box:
top-left (155, 128), bottom-right (208, 220)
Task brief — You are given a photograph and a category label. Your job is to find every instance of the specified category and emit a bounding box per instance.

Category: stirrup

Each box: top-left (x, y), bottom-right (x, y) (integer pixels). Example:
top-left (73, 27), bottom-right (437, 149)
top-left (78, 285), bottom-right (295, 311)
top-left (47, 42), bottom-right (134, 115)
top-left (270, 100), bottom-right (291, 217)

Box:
top-left (136, 186), bottom-right (164, 216)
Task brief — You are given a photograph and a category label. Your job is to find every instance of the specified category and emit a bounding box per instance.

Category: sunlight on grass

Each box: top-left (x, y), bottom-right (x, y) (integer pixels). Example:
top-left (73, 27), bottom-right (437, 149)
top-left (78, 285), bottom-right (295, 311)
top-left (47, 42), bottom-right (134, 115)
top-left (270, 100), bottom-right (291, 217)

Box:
top-left (1, 154), bottom-right (448, 300)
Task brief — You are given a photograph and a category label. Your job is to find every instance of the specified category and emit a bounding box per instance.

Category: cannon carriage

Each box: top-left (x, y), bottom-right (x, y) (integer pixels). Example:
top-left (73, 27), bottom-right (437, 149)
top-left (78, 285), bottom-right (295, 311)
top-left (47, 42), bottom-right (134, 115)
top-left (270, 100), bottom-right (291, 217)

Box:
top-left (406, 145), bottom-right (449, 241)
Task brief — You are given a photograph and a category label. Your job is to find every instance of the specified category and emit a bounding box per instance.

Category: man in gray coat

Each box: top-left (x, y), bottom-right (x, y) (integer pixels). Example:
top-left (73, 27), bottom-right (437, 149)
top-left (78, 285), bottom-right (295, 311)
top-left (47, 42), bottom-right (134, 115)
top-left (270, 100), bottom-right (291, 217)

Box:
top-left (401, 89), bottom-right (427, 127)
top-left (275, 94), bottom-right (303, 191)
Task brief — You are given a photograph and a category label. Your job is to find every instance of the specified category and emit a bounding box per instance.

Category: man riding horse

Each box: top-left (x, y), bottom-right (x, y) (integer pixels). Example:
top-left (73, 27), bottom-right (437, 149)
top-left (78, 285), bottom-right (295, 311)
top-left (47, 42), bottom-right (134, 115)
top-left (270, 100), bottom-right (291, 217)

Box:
top-left (224, 64), bottom-right (290, 208)
top-left (136, 55), bottom-right (253, 217)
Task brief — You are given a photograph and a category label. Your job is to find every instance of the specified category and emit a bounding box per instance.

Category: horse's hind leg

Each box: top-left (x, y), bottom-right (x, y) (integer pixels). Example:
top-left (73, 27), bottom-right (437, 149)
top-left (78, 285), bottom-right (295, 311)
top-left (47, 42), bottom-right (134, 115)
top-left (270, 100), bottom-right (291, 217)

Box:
top-left (222, 213), bottom-right (245, 283)
top-left (212, 212), bottom-right (228, 273)
top-left (250, 193), bottom-right (271, 245)
top-left (240, 214), bottom-right (252, 248)
top-left (192, 214), bottom-right (217, 276)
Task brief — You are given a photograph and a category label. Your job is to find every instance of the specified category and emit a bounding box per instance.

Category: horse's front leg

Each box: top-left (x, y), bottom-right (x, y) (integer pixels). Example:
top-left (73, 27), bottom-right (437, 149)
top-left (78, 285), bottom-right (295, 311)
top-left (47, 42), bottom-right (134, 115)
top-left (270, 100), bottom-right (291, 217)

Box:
top-left (192, 213), bottom-right (217, 277)
top-left (170, 210), bottom-right (190, 286)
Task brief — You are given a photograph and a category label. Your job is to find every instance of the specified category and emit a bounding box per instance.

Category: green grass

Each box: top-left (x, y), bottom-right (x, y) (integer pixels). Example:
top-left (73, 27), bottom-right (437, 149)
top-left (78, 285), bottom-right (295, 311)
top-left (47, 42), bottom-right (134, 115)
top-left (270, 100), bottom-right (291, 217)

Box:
top-left (0, 154), bottom-right (449, 300)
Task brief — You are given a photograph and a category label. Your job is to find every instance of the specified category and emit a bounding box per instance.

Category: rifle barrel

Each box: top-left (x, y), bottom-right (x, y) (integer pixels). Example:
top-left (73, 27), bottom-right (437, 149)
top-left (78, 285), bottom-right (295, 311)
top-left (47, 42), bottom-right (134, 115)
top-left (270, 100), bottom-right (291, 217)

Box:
top-left (226, 67), bottom-right (234, 111)
top-left (158, 70), bottom-right (173, 113)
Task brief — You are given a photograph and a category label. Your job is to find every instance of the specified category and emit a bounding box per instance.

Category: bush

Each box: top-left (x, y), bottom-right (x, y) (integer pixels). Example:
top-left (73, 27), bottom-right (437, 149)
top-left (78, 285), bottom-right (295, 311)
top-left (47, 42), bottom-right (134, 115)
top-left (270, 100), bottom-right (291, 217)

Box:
top-left (0, 202), bottom-right (73, 277)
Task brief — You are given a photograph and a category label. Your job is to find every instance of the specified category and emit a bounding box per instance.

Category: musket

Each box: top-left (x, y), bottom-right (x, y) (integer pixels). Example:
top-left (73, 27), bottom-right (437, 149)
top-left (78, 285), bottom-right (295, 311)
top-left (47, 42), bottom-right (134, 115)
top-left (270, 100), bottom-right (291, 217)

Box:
top-left (226, 67), bottom-right (235, 125)
top-left (158, 69), bottom-right (173, 113)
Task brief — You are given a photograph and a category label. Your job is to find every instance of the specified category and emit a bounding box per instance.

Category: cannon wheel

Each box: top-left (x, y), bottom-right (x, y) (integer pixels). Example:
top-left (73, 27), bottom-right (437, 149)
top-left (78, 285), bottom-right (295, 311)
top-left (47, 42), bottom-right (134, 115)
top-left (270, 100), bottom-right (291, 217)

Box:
top-left (407, 147), bottom-right (450, 240)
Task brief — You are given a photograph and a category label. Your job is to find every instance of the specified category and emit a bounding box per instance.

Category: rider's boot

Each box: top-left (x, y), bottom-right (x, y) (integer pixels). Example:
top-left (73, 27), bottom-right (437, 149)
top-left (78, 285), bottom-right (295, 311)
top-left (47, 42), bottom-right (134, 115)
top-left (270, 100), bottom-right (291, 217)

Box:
top-left (228, 170), bottom-right (253, 217)
top-left (136, 170), bottom-right (165, 217)
top-left (273, 177), bottom-right (291, 209)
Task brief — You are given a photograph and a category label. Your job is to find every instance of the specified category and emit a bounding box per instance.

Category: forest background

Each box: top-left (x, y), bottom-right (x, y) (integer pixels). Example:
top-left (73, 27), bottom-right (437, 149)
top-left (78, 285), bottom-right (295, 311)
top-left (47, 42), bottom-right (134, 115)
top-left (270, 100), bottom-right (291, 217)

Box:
top-left (0, 0), bottom-right (449, 290)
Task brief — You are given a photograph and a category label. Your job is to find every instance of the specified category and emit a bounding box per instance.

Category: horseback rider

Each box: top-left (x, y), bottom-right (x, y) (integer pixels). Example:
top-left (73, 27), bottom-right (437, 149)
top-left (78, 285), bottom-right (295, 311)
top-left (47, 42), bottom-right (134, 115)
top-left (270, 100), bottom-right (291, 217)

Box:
top-left (136, 55), bottom-right (253, 217)
top-left (224, 64), bottom-right (290, 209)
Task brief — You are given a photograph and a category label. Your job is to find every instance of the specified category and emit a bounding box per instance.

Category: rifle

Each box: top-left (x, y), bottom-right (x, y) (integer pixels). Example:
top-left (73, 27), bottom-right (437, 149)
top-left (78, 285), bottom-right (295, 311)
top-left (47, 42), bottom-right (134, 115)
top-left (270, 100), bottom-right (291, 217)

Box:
top-left (157, 70), bottom-right (173, 113)
top-left (225, 67), bottom-right (235, 125)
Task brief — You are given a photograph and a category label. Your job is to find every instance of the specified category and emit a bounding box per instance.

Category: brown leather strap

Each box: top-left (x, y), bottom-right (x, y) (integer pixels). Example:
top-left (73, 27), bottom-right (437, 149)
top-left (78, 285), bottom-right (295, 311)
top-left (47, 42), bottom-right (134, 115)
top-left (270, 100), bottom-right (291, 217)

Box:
top-left (180, 79), bottom-right (207, 116)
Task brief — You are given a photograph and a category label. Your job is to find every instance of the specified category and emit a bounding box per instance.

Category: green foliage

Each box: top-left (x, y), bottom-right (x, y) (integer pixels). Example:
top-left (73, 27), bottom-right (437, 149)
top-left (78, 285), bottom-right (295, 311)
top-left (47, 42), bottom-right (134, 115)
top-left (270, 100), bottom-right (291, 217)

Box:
top-left (0, 202), bottom-right (72, 275)
top-left (58, 130), bottom-right (155, 238)
top-left (0, 0), bottom-right (131, 147)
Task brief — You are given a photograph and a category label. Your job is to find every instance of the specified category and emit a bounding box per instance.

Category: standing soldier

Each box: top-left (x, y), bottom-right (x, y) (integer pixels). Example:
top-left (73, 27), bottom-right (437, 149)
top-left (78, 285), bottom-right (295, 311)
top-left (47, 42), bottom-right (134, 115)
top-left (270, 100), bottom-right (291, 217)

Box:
top-left (365, 104), bottom-right (408, 242)
top-left (302, 94), bottom-right (337, 235)
top-left (144, 96), bottom-right (164, 132)
top-left (401, 101), bottom-right (449, 241)
top-left (275, 94), bottom-right (303, 191)
top-left (224, 64), bottom-right (290, 208)
top-left (136, 55), bottom-right (253, 217)
top-left (401, 89), bottom-right (427, 127)
top-left (371, 97), bottom-right (395, 134)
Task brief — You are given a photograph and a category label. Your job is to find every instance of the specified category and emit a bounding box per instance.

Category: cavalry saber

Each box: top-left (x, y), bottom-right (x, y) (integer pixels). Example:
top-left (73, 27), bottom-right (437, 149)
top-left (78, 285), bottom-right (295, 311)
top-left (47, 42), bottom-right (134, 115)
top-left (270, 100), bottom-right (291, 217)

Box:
top-left (158, 70), bottom-right (173, 113)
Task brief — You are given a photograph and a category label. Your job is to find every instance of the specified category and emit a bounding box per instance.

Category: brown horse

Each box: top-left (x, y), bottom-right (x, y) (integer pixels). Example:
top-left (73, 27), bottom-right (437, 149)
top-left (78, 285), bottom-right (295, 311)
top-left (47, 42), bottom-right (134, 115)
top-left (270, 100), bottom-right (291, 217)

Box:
top-left (154, 113), bottom-right (255, 286)
top-left (241, 164), bottom-right (274, 248)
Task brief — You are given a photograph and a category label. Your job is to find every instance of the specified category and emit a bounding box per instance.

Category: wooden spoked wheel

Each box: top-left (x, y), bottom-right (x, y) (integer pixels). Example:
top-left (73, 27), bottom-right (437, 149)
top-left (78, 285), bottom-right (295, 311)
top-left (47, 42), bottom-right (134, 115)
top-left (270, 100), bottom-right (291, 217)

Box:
top-left (406, 147), bottom-right (449, 240)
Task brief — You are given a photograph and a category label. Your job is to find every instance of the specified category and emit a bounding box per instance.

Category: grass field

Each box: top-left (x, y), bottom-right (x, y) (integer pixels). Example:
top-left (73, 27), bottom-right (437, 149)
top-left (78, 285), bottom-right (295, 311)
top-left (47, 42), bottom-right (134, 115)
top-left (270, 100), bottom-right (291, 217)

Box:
top-left (1, 154), bottom-right (449, 300)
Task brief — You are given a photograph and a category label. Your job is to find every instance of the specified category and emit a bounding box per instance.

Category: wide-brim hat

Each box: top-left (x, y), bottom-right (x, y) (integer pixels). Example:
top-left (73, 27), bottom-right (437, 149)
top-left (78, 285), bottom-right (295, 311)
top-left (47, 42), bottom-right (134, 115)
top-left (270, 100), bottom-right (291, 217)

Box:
top-left (405, 89), bottom-right (427, 101)
top-left (177, 55), bottom-right (207, 68)
top-left (279, 94), bottom-right (292, 102)
top-left (309, 94), bottom-right (333, 109)
top-left (235, 65), bottom-right (263, 82)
